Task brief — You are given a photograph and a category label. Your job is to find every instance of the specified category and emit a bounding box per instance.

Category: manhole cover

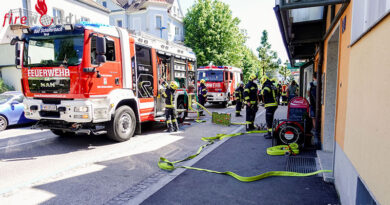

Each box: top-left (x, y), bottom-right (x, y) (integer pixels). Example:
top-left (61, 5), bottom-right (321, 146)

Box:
top-left (286, 157), bottom-right (317, 173)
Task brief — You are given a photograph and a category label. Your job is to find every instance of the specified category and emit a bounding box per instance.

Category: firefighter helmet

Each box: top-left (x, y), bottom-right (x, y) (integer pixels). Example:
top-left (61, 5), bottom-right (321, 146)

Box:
top-left (170, 81), bottom-right (179, 90)
top-left (249, 73), bottom-right (257, 81)
top-left (200, 79), bottom-right (206, 84)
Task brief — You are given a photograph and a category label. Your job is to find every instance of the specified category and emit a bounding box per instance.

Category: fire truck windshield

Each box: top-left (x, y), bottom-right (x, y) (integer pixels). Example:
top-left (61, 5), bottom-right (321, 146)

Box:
top-left (23, 34), bottom-right (84, 67)
top-left (198, 70), bottom-right (223, 82)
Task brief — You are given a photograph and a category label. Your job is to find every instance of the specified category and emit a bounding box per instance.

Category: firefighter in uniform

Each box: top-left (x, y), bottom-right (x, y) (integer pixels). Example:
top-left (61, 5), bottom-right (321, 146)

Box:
top-left (244, 74), bottom-right (259, 131)
top-left (198, 79), bottom-right (208, 116)
top-left (234, 82), bottom-right (244, 117)
top-left (261, 76), bottom-right (278, 139)
top-left (162, 81), bottom-right (179, 132)
top-left (281, 83), bottom-right (288, 106)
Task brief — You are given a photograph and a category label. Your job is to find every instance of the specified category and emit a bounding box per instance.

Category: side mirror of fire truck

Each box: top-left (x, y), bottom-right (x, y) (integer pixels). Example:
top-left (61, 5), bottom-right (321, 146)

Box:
top-left (10, 37), bottom-right (22, 68)
top-left (14, 42), bottom-right (21, 69)
top-left (96, 36), bottom-right (107, 65)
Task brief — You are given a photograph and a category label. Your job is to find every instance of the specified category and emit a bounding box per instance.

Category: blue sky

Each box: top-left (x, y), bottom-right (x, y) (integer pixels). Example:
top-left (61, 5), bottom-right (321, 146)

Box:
top-left (179, 0), bottom-right (288, 63)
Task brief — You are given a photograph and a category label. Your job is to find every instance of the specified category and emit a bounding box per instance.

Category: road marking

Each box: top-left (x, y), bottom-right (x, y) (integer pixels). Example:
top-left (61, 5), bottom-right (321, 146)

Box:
top-left (126, 109), bottom-right (266, 205)
top-left (0, 135), bottom-right (57, 151)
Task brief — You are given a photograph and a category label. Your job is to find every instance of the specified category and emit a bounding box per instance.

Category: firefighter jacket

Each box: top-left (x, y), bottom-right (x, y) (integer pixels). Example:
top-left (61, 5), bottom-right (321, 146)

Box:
top-left (235, 87), bottom-right (244, 102)
top-left (281, 84), bottom-right (288, 96)
top-left (198, 83), bottom-right (207, 100)
top-left (162, 88), bottom-right (175, 108)
top-left (244, 81), bottom-right (258, 105)
top-left (262, 80), bottom-right (278, 108)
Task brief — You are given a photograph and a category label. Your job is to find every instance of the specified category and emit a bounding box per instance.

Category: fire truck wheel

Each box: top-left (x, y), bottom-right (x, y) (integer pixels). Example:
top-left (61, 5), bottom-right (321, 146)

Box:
top-left (107, 106), bottom-right (136, 142)
top-left (222, 101), bottom-right (228, 108)
top-left (51, 129), bottom-right (74, 137)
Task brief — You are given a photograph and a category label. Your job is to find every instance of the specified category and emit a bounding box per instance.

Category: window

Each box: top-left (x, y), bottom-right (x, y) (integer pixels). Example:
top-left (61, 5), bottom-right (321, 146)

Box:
top-left (230, 72), bottom-right (233, 81)
top-left (156, 16), bottom-right (162, 28)
top-left (52, 8), bottom-right (64, 24)
top-left (351, 0), bottom-right (390, 44)
top-left (91, 36), bottom-right (116, 64)
top-left (135, 45), bottom-right (154, 98)
top-left (175, 27), bottom-right (179, 35)
top-left (116, 19), bottom-right (123, 27)
top-left (80, 17), bottom-right (90, 22)
top-left (102, 1), bottom-right (107, 8)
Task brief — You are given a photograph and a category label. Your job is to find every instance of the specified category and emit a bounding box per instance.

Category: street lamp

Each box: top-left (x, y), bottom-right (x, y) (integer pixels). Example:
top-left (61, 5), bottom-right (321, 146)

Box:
top-left (160, 26), bottom-right (167, 39)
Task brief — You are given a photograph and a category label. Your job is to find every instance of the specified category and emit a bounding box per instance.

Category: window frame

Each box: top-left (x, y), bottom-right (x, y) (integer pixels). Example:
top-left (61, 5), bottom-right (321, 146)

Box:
top-left (155, 15), bottom-right (162, 29)
top-left (52, 8), bottom-right (64, 24)
top-left (351, 0), bottom-right (390, 46)
top-left (116, 19), bottom-right (123, 27)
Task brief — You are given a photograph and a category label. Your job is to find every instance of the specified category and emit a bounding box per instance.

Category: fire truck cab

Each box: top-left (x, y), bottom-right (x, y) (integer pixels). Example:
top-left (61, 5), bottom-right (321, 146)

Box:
top-left (197, 66), bottom-right (242, 107)
top-left (11, 23), bottom-right (197, 142)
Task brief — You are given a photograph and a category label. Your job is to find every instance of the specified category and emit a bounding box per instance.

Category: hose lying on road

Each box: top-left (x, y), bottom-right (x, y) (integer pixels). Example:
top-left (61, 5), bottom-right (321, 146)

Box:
top-left (158, 131), bottom-right (331, 182)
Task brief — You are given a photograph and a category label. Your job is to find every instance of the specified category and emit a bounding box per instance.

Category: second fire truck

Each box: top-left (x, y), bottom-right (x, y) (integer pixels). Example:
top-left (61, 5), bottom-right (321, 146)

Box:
top-left (197, 66), bottom-right (243, 107)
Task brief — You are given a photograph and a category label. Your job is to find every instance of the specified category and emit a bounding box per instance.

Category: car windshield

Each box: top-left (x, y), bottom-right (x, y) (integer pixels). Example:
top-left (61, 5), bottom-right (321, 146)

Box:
top-left (23, 35), bottom-right (84, 67)
top-left (0, 95), bottom-right (12, 104)
top-left (198, 70), bottom-right (223, 82)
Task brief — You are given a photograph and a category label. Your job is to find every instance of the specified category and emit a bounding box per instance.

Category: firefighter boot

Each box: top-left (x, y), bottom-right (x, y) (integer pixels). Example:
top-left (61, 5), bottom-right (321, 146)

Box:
top-left (172, 120), bottom-right (179, 132)
top-left (236, 112), bottom-right (242, 117)
top-left (264, 131), bottom-right (272, 139)
top-left (166, 123), bottom-right (173, 133)
top-left (199, 111), bottom-right (205, 116)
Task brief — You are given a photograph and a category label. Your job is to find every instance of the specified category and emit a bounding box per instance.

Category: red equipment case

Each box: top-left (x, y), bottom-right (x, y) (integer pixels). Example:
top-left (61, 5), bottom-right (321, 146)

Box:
top-left (272, 97), bottom-right (311, 146)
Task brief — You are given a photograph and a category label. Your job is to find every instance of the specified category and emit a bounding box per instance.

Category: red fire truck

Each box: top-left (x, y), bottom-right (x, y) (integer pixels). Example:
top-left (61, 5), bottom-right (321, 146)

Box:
top-left (11, 23), bottom-right (197, 142)
top-left (197, 66), bottom-right (243, 107)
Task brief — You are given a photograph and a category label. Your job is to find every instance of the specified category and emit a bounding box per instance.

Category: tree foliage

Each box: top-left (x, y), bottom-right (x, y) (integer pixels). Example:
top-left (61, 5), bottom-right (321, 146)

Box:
top-left (0, 78), bottom-right (14, 93)
top-left (256, 30), bottom-right (281, 78)
top-left (184, 0), bottom-right (245, 67)
top-left (278, 60), bottom-right (292, 82)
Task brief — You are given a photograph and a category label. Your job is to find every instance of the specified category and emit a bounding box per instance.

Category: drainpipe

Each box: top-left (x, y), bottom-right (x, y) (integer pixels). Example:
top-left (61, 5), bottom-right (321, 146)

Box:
top-left (315, 42), bottom-right (323, 148)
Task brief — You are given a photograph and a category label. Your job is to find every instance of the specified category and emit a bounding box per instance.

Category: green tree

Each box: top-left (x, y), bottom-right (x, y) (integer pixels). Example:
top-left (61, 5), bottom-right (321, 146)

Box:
top-left (278, 60), bottom-right (292, 82)
top-left (0, 78), bottom-right (14, 93)
top-left (184, 0), bottom-right (245, 67)
top-left (241, 46), bottom-right (261, 83)
top-left (257, 30), bottom-right (281, 78)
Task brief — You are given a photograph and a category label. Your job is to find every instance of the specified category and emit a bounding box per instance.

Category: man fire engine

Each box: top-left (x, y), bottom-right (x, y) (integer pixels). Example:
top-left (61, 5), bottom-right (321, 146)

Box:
top-left (11, 23), bottom-right (197, 142)
top-left (197, 66), bottom-right (242, 107)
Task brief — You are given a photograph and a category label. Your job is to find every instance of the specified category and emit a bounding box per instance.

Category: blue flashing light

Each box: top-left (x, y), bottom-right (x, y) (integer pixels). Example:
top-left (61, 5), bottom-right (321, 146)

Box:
top-left (78, 22), bottom-right (112, 28)
top-left (218, 66), bottom-right (223, 68)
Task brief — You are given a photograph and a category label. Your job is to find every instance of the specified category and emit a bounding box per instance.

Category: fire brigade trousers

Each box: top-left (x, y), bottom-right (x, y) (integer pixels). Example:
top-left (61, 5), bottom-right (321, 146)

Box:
top-left (165, 108), bottom-right (176, 125)
top-left (281, 96), bottom-right (288, 104)
top-left (265, 106), bottom-right (278, 130)
top-left (246, 104), bottom-right (258, 127)
top-left (236, 101), bottom-right (242, 113)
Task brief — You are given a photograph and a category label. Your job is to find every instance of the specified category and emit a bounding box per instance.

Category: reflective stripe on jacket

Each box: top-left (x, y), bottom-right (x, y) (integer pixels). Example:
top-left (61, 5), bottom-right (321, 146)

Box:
top-left (262, 80), bottom-right (278, 107)
top-left (244, 81), bottom-right (258, 104)
top-left (162, 88), bottom-right (175, 108)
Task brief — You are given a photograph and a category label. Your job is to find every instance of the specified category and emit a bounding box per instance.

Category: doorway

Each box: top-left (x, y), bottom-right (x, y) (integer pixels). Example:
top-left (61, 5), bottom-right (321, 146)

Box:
top-left (323, 26), bottom-right (340, 154)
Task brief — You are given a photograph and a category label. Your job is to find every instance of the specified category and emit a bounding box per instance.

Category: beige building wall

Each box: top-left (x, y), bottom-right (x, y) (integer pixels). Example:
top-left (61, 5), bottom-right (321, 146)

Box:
top-left (344, 15), bottom-right (390, 204)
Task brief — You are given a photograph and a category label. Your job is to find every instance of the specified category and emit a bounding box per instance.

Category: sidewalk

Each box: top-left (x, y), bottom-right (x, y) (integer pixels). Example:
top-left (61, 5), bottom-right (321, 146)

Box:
top-left (140, 106), bottom-right (340, 205)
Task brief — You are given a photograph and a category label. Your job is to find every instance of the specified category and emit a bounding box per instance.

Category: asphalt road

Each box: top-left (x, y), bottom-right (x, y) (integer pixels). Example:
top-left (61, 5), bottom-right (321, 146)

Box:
top-left (0, 103), bottom-right (259, 205)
